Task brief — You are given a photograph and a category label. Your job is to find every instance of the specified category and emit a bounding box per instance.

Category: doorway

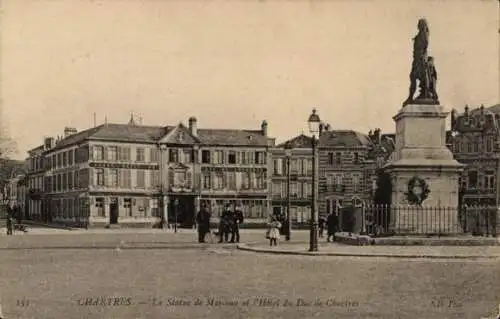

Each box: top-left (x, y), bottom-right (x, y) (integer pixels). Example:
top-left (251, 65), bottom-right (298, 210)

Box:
top-left (109, 197), bottom-right (119, 224)
top-left (168, 196), bottom-right (195, 227)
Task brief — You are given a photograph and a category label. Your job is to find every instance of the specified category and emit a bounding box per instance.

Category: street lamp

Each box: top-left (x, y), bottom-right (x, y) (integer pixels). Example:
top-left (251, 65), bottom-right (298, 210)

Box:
top-left (308, 108), bottom-right (321, 252)
top-left (284, 141), bottom-right (293, 241)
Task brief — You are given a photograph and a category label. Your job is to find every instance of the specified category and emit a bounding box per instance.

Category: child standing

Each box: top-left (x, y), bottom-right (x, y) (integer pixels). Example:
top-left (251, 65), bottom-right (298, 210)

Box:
top-left (267, 217), bottom-right (282, 246)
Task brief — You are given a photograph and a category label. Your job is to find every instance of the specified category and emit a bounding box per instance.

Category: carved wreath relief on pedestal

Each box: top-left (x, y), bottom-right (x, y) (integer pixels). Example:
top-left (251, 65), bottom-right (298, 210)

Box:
top-left (405, 176), bottom-right (430, 206)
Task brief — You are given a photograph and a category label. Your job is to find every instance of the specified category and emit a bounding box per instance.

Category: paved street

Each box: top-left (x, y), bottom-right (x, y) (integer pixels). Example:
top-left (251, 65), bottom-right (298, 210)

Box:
top-left (0, 230), bottom-right (499, 319)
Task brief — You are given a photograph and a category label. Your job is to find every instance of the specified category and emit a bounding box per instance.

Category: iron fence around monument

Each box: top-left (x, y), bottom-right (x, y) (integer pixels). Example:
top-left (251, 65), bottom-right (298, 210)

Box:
top-left (358, 204), bottom-right (498, 237)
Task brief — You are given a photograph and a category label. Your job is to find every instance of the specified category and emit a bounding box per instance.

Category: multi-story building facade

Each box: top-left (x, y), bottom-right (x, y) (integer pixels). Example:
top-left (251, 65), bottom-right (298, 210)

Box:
top-left (4, 174), bottom-right (28, 218)
top-left (26, 143), bottom-right (47, 220)
top-left (318, 127), bottom-right (381, 215)
top-left (271, 134), bottom-right (313, 224)
top-left (30, 116), bottom-right (274, 227)
top-left (449, 104), bottom-right (500, 205)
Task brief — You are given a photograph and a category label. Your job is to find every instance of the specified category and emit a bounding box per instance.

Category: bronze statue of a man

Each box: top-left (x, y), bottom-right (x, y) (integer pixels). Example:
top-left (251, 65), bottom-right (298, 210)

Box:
top-left (403, 19), bottom-right (439, 106)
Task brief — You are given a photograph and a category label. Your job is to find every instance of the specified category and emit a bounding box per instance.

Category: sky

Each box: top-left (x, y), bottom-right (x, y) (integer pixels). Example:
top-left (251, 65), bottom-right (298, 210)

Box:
top-left (1, 0), bottom-right (498, 159)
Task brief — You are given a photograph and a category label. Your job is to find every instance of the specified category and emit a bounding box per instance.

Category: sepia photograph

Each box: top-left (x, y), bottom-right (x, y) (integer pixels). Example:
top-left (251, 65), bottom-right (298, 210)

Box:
top-left (0, 0), bottom-right (499, 318)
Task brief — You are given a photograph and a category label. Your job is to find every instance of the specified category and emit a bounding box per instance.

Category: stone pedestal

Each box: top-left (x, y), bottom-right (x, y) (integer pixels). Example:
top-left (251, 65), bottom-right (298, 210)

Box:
top-left (384, 104), bottom-right (464, 235)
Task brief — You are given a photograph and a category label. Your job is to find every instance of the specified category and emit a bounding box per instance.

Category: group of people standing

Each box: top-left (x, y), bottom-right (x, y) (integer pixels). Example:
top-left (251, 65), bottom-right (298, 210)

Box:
top-left (195, 203), bottom-right (244, 244)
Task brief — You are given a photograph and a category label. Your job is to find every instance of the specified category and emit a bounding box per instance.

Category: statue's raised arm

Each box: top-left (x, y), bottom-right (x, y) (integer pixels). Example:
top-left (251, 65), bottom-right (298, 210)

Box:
top-left (403, 19), bottom-right (440, 107)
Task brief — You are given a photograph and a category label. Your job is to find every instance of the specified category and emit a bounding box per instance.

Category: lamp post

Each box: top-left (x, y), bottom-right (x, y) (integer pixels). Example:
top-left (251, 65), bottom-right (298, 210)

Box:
top-left (284, 141), bottom-right (293, 241)
top-left (308, 108), bottom-right (321, 252)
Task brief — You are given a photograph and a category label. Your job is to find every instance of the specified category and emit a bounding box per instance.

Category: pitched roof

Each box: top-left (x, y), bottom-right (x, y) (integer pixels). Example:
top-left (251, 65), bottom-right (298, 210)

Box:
top-left (197, 129), bottom-right (268, 146)
top-left (318, 130), bottom-right (373, 148)
top-left (460, 104), bottom-right (500, 116)
top-left (47, 122), bottom-right (270, 152)
top-left (276, 134), bottom-right (313, 148)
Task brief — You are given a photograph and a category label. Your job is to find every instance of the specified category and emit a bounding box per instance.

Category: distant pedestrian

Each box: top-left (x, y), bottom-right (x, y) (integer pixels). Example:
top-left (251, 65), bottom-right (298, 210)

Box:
top-left (6, 215), bottom-right (13, 236)
top-left (196, 204), bottom-right (211, 243)
top-left (318, 215), bottom-right (326, 238)
top-left (326, 211), bottom-right (338, 242)
top-left (218, 204), bottom-right (231, 243)
top-left (267, 217), bottom-right (282, 247)
top-left (230, 207), bottom-right (244, 243)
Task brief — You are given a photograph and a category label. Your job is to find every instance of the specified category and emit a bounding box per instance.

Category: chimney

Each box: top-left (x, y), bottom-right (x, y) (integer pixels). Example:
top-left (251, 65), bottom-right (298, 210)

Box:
top-left (261, 120), bottom-right (268, 136)
top-left (188, 117), bottom-right (198, 137)
top-left (64, 127), bottom-right (77, 138)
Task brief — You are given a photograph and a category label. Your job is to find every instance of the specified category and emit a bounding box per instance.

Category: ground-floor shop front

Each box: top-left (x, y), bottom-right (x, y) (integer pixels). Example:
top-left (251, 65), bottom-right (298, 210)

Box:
top-left (46, 192), bottom-right (272, 228)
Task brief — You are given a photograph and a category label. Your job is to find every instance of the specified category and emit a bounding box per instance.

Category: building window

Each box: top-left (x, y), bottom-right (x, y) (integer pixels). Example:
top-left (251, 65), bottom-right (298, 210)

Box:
top-left (256, 173), bottom-right (266, 189)
top-left (214, 173), bottom-right (224, 189)
top-left (486, 137), bottom-right (493, 152)
top-left (240, 152), bottom-right (248, 164)
top-left (202, 150), bottom-right (211, 164)
top-left (96, 197), bottom-right (105, 217)
top-left (227, 171), bottom-right (236, 190)
top-left (107, 146), bottom-right (118, 161)
top-left (62, 173), bottom-right (67, 190)
top-left (473, 141), bottom-right (479, 153)
top-left (136, 148), bottom-right (145, 162)
top-left (228, 151), bottom-right (237, 164)
top-left (290, 182), bottom-right (298, 198)
top-left (151, 199), bottom-right (159, 217)
top-left (242, 172), bottom-right (250, 189)
top-left (328, 153), bottom-right (334, 166)
top-left (74, 171), bottom-right (79, 189)
top-left (353, 153), bottom-right (360, 164)
top-left (109, 169), bottom-right (119, 187)
top-left (255, 152), bottom-right (266, 164)
top-left (118, 147), bottom-right (131, 161)
top-left (273, 158), bottom-right (283, 175)
top-left (203, 174), bottom-right (211, 189)
top-left (352, 173), bottom-right (361, 192)
top-left (304, 182), bottom-right (312, 198)
top-left (335, 152), bottom-right (342, 165)
top-left (150, 148), bottom-right (159, 162)
top-left (272, 182), bottom-right (281, 197)
top-left (96, 169), bottom-right (105, 186)
top-left (136, 170), bottom-right (145, 188)
top-left (68, 172), bottom-right (73, 189)
top-left (290, 159), bottom-right (298, 172)
top-left (124, 198), bottom-right (132, 217)
top-left (68, 151), bottom-right (74, 165)
top-left (121, 169), bottom-right (131, 188)
top-left (213, 150), bottom-right (224, 164)
top-left (467, 142), bottom-right (472, 153)
top-left (169, 149), bottom-right (179, 163)
top-left (151, 170), bottom-right (160, 188)
top-left (93, 145), bottom-right (104, 160)
top-left (468, 171), bottom-right (478, 188)
top-left (484, 170), bottom-right (495, 190)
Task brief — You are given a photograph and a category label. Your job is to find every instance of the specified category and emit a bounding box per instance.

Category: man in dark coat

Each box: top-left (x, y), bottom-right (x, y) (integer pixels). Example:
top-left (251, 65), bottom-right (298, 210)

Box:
top-left (326, 211), bottom-right (338, 242)
top-left (218, 204), bottom-right (231, 243)
top-left (230, 207), bottom-right (244, 243)
top-left (196, 204), bottom-right (211, 243)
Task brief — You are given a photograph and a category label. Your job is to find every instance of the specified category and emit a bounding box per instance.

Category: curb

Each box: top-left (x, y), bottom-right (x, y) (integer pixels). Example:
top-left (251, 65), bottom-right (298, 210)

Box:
top-left (333, 233), bottom-right (500, 246)
top-left (236, 244), bottom-right (500, 260)
top-left (22, 221), bottom-right (79, 231)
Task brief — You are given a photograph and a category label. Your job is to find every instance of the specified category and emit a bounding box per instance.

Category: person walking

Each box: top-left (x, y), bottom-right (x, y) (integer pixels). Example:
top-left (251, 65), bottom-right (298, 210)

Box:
top-left (196, 204), bottom-right (211, 243)
top-left (326, 211), bottom-right (338, 242)
top-left (218, 204), bottom-right (231, 243)
top-left (6, 214), bottom-right (13, 236)
top-left (267, 216), bottom-right (282, 247)
top-left (318, 214), bottom-right (326, 238)
top-left (230, 207), bottom-right (244, 243)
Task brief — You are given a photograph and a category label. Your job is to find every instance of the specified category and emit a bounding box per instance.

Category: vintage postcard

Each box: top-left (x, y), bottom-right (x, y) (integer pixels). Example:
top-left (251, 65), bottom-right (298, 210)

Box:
top-left (0, 0), bottom-right (499, 318)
